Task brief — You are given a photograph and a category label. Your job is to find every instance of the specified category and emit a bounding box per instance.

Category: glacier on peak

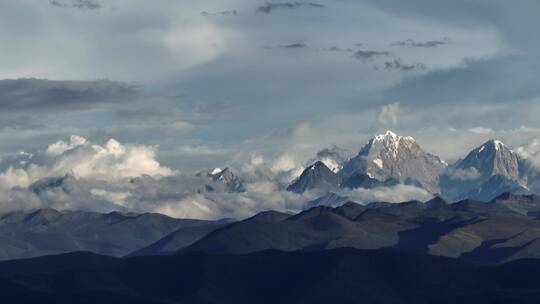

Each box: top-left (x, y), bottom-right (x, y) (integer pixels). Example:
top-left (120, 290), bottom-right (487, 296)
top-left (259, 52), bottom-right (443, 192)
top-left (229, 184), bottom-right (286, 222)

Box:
top-left (211, 168), bottom-right (223, 175)
top-left (339, 130), bottom-right (445, 193)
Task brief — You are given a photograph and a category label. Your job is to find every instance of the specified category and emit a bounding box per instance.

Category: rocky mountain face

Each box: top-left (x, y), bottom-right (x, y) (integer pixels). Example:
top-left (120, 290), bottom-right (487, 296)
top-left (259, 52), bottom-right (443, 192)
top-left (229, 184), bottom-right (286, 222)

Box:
top-left (197, 167), bottom-right (246, 193)
top-left (459, 140), bottom-right (521, 180)
top-left (441, 140), bottom-right (529, 201)
top-left (286, 131), bottom-right (446, 195)
top-left (286, 161), bottom-right (341, 194)
top-left (129, 219), bottom-right (234, 257)
top-left (340, 131), bottom-right (446, 193)
top-left (287, 131), bottom-right (539, 205)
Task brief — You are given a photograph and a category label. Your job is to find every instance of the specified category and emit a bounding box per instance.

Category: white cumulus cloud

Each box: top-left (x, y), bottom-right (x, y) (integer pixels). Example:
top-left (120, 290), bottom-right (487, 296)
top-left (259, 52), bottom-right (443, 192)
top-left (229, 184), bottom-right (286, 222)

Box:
top-left (0, 135), bottom-right (173, 189)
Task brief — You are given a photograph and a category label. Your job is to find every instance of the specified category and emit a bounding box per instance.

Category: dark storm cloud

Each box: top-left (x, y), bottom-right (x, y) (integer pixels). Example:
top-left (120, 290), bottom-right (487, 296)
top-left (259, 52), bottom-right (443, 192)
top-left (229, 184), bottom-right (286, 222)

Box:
top-left (49, 0), bottom-right (101, 10)
top-left (256, 2), bottom-right (324, 14)
top-left (281, 43), bottom-right (308, 49)
top-left (267, 44), bottom-right (357, 53)
top-left (383, 59), bottom-right (426, 72)
top-left (264, 43), bottom-right (308, 50)
top-left (0, 79), bottom-right (140, 112)
top-left (391, 39), bottom-right (448, 48)
top-left (326, 46), bottom-right (355, 53)
top-left (353, 50), bottom-right (390, 61)
top-left (384, 56), bottom-right (540, 104)
top-left (201, 10), bottom-right (239, 17)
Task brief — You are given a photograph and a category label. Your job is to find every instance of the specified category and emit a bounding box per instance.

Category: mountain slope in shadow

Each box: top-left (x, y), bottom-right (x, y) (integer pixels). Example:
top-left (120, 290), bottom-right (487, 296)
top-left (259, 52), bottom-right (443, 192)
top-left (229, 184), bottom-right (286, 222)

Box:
top-left (184, 195), bottom-right (540, 263)
top-left (128, 219), bottom-right (233, 257)
top-left (0, 208), bottom-right (220, 260)
top-left (2, 249), bottom-right (540, 304)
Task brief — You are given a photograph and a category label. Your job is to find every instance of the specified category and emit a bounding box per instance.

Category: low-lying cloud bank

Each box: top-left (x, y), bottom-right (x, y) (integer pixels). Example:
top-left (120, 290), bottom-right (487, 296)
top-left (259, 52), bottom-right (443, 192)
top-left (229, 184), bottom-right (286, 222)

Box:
top-left (1, 131), bottom-right (539, 220)
top-left (0, 135), bottom-right (439, 219)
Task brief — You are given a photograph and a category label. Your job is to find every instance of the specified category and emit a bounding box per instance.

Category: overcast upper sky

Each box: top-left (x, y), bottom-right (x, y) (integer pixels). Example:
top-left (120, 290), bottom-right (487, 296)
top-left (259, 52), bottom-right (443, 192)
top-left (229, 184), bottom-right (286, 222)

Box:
top-left (0, 0), bottom-right (539, 218)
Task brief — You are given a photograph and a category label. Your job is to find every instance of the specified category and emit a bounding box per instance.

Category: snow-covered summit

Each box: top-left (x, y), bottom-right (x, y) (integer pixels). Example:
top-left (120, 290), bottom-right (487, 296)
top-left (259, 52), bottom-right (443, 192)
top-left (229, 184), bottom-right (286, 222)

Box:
top-left (440, 139), bottom-right (528, 201)
top-left (477, 139), bottom-right (507, 153)
top-left (340, 131), bottom-right (446, 193)
top-left (374, 130), bottom-right (415, 143)
top-left (210, 167), bottom-right (223, 175)
top-left (455, 139), bottom-right (520, 181)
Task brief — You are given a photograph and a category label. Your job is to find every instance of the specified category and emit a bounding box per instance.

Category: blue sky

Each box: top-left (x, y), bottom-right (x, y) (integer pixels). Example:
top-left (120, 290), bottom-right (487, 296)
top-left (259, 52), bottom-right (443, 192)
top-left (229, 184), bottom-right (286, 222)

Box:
top-left (1, 0), bottom-right (539, 173)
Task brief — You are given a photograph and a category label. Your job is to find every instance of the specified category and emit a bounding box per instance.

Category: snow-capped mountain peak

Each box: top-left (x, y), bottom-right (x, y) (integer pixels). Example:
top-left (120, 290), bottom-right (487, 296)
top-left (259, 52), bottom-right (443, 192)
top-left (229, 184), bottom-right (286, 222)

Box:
top-left (476, 139), bottom-right (508, 154)
top-left (457, 139), bottom-right (520, 180)
top-left (374, 130), bottom-right (415, 143)
top-left (440, 139), bottom-right (528, 201)
top-left (374, 130), bottom-right (399, 141)
top-left (340, 131), bottom-right (445, 193)
top-left (493, 139), bottom-right (505, 151)
top-left (368, 130), bottom-right (417, 160)
top-left (210, 167), bottom-right (223, 175)
top-left (287, 161), bottom-right (340, 194)
top-left (197, 167), bottom-right (246, 193)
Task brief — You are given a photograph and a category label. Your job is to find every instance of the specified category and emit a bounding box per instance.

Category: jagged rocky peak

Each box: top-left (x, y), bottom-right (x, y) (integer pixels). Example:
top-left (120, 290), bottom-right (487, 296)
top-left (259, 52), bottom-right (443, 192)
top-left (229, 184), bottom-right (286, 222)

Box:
top-left (456, 139), bottom-right (521, 181)
top-left (440, 139), bottom-right (529, 201)
top-left (209, 167), bottom-right (233, 181)
top-left (287, 161), bottom-right (341, 194)
top-left (340, 130), bottom-right (446, 193)
top-left (365, 131), bottom-right (436, 162)
top-left (373, 130), bottom-right (415, 146)
top-left (198, 167), bottom-right (246, 193)
top-left (307, 161), bottom-right (328, 171)
top-left (214, 167), bottom-right (246, 192)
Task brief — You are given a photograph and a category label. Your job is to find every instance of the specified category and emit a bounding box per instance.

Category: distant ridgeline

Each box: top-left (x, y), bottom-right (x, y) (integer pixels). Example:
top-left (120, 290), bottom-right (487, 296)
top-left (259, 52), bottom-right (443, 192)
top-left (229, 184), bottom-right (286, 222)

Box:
top-left (2, 192), bottom-right (540, 264)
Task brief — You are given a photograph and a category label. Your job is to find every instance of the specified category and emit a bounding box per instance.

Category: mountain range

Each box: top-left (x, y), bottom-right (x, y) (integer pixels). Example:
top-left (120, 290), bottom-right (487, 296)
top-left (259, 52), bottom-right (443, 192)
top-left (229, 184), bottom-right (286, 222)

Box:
top-left (0, 208), bottom-right (227, 260)
top-left (180, 193), bottom-right (540, 263)
top-left (4, 192), bottom-right (540, 263)
top-left (2, 248), bottom-right (540, 304)
top-left (288, 130), bottom-right (538, 202)
top-left (3, 193), bottom-right (540, 303)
